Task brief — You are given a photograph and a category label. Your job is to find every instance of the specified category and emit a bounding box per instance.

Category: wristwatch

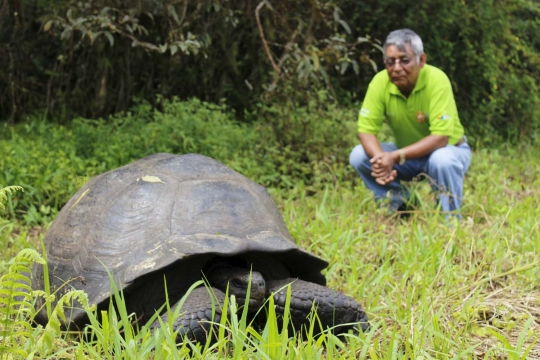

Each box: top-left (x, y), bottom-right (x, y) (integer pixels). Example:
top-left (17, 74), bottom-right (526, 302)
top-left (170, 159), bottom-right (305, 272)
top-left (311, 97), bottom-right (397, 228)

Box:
top-left (398, 149), bottom-right (406, 165)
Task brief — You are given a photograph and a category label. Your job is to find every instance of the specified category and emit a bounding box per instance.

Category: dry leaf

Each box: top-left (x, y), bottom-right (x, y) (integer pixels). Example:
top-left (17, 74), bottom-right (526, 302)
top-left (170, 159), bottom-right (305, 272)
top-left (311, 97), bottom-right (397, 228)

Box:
top-left (70, 189), bottom-right (90, 210)
top-left (141, 175), bottom-right (165, 183)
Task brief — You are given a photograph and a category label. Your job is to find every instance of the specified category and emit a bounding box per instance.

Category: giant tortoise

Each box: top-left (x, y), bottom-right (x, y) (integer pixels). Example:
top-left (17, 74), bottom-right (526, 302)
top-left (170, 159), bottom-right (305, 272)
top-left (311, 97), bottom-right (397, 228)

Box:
top-left (32, 153), bottom-right (368, 342)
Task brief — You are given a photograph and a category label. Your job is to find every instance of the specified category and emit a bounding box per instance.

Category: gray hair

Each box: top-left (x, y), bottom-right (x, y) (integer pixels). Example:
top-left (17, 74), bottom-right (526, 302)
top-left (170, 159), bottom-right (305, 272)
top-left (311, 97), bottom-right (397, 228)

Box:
top-left (383, 29), bottom-right (424, 61)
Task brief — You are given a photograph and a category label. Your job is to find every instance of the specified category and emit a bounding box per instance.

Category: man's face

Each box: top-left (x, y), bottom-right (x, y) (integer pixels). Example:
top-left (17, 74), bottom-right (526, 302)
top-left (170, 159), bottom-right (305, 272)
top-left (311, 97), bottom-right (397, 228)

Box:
top-left (384, 43), bottom-right (426, 96)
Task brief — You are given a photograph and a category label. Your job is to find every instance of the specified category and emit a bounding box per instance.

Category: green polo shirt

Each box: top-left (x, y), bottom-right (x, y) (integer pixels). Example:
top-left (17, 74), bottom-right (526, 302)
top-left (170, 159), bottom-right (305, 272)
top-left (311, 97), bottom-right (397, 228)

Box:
top-left (358, 64), bottom-right (464, 148)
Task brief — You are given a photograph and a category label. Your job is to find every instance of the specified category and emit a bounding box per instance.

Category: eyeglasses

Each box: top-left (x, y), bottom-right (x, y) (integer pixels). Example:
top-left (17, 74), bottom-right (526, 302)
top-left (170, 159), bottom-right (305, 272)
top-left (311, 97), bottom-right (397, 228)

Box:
top-left (384, 57), bottom-right (413, 68)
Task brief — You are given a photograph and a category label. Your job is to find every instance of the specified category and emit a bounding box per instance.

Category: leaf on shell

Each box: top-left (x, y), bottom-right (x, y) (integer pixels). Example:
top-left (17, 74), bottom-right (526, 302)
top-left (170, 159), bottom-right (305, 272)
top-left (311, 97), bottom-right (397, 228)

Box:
top-left (141, 175), bottom-right (165, 183)
top-left (69, 189), bottom-right (90, 210)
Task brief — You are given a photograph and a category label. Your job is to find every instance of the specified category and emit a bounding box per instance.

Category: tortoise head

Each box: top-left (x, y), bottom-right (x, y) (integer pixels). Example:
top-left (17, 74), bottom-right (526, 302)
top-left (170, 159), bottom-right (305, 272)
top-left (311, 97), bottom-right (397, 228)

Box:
top-left (204, 263), bottom-right (266, 312)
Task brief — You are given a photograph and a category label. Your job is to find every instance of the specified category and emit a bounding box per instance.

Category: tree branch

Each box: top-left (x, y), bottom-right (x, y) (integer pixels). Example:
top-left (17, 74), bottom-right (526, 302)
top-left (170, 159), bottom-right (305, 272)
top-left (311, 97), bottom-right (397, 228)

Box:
top-left (255, 1), bottom-right (280, 76)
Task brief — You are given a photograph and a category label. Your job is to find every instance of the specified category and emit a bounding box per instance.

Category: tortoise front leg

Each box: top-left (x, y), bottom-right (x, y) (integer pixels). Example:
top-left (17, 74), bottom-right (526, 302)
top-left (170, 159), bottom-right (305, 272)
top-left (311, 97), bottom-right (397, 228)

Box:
top-left (150, 287), bottom-right (225, 344)
top-left (266, 278), bottom-right (369, 336)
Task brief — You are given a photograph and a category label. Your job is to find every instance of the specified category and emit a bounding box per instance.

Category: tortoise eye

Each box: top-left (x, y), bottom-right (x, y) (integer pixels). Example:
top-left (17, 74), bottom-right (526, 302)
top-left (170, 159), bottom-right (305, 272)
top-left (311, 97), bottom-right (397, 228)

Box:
top-left (232, 279), bottom-right (244, 288)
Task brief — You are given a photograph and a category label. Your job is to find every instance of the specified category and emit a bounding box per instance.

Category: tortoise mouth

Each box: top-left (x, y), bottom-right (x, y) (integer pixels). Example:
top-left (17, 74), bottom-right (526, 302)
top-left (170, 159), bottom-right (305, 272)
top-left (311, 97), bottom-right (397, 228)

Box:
top-left (247, 298), bottom-right (265, 311)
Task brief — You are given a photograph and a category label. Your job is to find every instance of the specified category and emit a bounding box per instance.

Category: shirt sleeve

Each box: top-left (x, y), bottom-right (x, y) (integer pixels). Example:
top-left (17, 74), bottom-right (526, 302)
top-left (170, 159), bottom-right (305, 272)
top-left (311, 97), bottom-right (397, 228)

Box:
top-left (357, 75), bottom-right (385, 134)
top-left (428, 73), bottom-right (459, 136)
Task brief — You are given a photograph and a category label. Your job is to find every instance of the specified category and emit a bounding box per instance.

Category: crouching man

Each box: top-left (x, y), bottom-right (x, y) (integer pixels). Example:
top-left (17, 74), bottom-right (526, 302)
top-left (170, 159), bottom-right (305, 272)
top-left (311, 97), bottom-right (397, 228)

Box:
top-left (349, 29), bottom-right (472, 218)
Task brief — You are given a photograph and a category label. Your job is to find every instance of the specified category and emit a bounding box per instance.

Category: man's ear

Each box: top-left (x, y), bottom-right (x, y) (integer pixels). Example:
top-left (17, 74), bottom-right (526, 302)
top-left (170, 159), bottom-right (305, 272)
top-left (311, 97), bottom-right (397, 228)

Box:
top-left (419, 53), bottom-right (427, 67)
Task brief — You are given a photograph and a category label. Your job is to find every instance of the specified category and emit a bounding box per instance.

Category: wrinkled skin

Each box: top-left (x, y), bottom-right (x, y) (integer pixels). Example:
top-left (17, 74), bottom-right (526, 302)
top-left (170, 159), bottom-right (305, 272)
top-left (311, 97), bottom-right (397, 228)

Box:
top-left (151, 265), bottom-right (369, 344)
top-left (205, 264), bottom-right (267, 312)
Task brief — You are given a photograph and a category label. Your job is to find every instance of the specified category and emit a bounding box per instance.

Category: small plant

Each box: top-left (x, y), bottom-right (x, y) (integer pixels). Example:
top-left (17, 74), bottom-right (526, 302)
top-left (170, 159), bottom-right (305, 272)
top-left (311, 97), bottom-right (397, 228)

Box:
top-left (0, 248), bottom-right (44, 357)
top-left (0, 186), bottom-right (23, 211)
top-left (0, 186), bottom-right (95, 357)
top-left (0, 246), bottom-right (95, 358)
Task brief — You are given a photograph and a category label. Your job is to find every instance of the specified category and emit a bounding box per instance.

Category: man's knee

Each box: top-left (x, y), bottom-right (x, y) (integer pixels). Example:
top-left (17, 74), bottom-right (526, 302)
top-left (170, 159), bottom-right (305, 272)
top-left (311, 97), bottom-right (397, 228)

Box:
top-left (349, 144), bottom-right (370, 170)
top-left (427, 148), bottom-right (464, 173)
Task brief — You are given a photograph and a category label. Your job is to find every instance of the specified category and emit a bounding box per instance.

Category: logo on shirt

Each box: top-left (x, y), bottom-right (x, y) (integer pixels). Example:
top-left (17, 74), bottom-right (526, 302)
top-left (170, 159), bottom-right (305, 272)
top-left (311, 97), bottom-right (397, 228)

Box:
top-left (416, 111), bottom-right (426, 123)
top-left (359, 108), bottom-right (370, 117)
top-left (437, 114), bottom-right (451, 121)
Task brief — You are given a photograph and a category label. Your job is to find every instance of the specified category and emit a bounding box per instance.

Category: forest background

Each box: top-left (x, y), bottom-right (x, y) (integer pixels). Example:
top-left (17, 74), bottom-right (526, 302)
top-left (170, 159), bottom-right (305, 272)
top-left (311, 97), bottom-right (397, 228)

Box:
top-left (0, 0), bottom-right (540, 358)
top-left (2, 0), bottom-right (540, 136)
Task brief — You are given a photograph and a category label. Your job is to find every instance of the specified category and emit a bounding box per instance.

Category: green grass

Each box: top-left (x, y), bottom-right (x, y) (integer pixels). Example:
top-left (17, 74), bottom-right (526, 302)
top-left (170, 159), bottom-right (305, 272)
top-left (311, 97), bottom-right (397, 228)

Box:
top-left (1, 142), bottom-right (540, 358)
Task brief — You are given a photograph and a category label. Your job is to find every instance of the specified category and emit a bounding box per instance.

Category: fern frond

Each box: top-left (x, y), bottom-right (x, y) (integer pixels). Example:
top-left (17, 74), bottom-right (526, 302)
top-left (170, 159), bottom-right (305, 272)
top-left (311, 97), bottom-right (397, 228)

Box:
top-left (0, 185), bottom-right (23, 211)
top-left (31, 289), bottom-right (54, 302)
top-left (0, 294), bottom-right (34, 307)
top-left (35, 289), bottom-right (94, 356)
top-left (0, 248), bottom-right (42, 358)
top-left (10, 248), bottom-right (46, 266)
top-left (0, 273), bottom-right (32, 290)
top-left (0, 345), bottom-right (27, 358)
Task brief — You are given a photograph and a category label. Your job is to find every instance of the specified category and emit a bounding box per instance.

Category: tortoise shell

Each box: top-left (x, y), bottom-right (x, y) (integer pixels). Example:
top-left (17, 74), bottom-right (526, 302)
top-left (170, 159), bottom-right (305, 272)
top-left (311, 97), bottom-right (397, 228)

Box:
top-left (32, 153), bottom-right (327, 327)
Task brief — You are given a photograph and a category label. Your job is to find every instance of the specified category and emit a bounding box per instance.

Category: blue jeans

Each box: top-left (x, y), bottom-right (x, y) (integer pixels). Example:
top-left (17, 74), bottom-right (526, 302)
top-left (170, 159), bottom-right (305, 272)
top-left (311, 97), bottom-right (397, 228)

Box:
top-left (349, 141), bottom-right (472, 216)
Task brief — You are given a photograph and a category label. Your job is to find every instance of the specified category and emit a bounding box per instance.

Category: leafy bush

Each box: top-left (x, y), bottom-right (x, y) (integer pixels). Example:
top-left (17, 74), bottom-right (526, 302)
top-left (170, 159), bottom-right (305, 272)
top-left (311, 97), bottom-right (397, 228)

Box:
top-left (426, 0), bottom-right (540, 144)
top-left (0, 98), bottom-right (261, 223)
top-left (2, 95), bottom-right (384, 223)
top-left (250, 90), bottom-right (358, 191)
top-left (0, 0), bottom-right (376, 124)
top-left (71, 97), bottom-right (258, 169)
top-left (0, 121), bottom-right (88, 224)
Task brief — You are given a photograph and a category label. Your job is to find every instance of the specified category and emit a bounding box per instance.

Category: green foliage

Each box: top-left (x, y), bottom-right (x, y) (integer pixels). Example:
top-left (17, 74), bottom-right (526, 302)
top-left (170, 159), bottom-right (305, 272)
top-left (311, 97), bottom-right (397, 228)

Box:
top-left (1, 0), bottom-right (377, 123)
top-left (0, 186), bottom-right (26, 274)
top-left (36, 289), bottom-right (94, 356)
top-left (252, 90), bottom-right (359, 190)
top-left (0, 244), bottom-right (95, 358)
top-left (71, 97), bottom-right (258, 168)
top-left (81, 266), bottom-right (162, 359)
top-left (0, 98), bottom-right (260, 224)
top-left (0, 120), bottom-right (88, 224)
top-left (44, 1), bottom-right (206, 56)
top-left (0, 197), bottom-right (94, 356)
top-left (0, 186), bottom-right (23, 211)
top-left (0, 248), bottom-right (43, 357)
top-left (0, 96), bottom-right (370, 224)
top-left (421, 0), bottom-right (540, 143)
